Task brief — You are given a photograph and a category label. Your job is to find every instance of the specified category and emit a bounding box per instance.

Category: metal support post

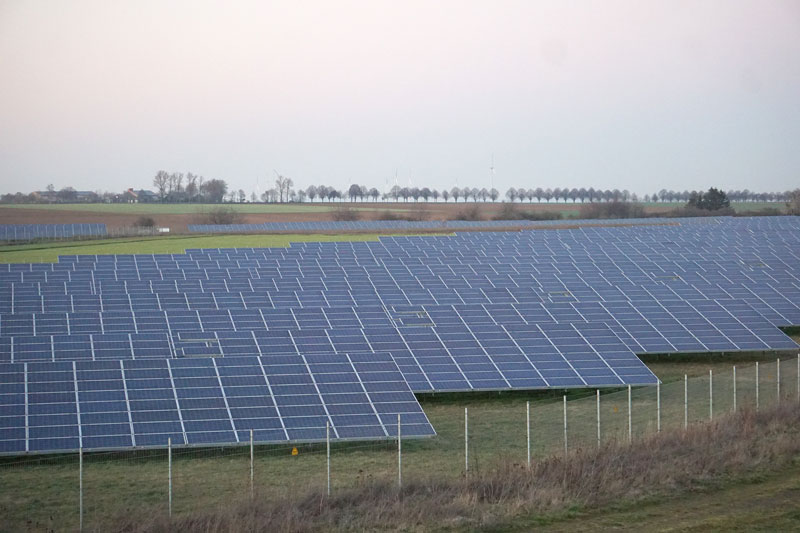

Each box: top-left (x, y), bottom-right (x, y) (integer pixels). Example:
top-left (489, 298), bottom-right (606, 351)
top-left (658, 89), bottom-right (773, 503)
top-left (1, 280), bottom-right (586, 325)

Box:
top-left (563, 395), bottom-right (568, 454)
top-left (684, 374), bottom-right (688, 429)
top-left (756, 362), bottom-right (760, 411)
top-left (627, 385), bottom-right (632, 443)
top-left (397, 414), bottom-right (402, 489)
top-left (733, 366), bottom-right (737, 413)
top-left (250, 429), bottom-right (254, 498)
top-left (168, 437), bottom-right (172, 518)
top-left (464, 407), bottom-right (469, 476)
top-left (79, 447), bottom-right (83, 532)
top-left (596, 390), bottom-right (601, 447)
top-left (656, 382), bottom-right (661, 433)
top-left (326, 421), bottom-right (331, 496)
top-left (526, 401), bottom-right (531, 468)
top-left (709, 369), bottom-right (713, 421)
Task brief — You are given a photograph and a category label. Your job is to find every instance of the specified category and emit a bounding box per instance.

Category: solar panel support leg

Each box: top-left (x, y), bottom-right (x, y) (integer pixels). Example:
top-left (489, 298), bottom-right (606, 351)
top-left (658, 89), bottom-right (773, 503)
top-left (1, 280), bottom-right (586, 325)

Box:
top-left (627, 385), bottom-right (632, 443)
top-left (397, 413), bottom-right (402, 489)
top-left (326, 421), bottom-right (331, 497)
top-left (796, 354), bottom-right (799, 405)
top-left (168, 438), bottom-right (172, 518)
top-left (596, 390), bottom-right (601, 447)
top-left (684, 375), bottom-right (688, 429)
top-left (733, 366), bottom-right (737, 413)
top-left (464, 407), bottom-right (469, 477)
top-left (250, 429), bottom-right (254, 499)
top-left (777, 358), bottom-right (781, 404)
top-left (562, 396), bottom-right (568, 455)
top-left (656, 382), bottom-right (661, 433)
top-left (526, 401), bottom-right (531, 468)
top-left (755, 362), bottom-right (759, 411)
top-left (709, 370), bottom-right (713, 421)
top-left (79, 447), bottom-right (83, 532)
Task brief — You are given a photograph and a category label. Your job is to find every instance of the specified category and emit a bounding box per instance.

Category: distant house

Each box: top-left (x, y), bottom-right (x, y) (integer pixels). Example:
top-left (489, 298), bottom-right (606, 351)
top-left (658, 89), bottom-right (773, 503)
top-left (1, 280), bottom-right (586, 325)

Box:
top-left (32, 190), bottom-right (58, 203)
top-left (124, 188), bottom-right (158, 203)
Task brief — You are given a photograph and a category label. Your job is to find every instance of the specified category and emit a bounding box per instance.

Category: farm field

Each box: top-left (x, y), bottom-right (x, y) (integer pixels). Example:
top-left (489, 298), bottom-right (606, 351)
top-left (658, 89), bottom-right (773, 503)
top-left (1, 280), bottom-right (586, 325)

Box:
top-left (0, 233), bottom-right (407, 263)
top-left (0, 201), bottom-right (784, 234)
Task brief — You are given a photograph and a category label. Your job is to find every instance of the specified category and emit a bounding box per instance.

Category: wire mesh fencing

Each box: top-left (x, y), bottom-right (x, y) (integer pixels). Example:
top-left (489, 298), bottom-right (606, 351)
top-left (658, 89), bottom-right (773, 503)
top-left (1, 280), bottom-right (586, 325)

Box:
top-left (1, 356), bottom-right (798, 531)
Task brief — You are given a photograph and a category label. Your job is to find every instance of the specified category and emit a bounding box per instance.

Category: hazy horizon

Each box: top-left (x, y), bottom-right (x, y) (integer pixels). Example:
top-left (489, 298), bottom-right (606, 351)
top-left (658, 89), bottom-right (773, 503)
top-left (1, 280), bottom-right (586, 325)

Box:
top-left (1, 1), bottom-right (799, 197)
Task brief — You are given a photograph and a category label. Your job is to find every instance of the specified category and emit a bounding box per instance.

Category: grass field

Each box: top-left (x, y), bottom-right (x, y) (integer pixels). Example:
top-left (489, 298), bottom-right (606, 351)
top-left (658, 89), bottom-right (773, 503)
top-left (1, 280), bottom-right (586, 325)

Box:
top-left (0, 233), bottom-right (414, 263)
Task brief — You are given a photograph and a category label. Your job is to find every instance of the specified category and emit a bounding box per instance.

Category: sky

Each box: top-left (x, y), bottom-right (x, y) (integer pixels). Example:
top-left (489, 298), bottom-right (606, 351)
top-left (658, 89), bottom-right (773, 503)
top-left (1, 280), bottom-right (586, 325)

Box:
top-left (1, 0), bottom-right (799, 197)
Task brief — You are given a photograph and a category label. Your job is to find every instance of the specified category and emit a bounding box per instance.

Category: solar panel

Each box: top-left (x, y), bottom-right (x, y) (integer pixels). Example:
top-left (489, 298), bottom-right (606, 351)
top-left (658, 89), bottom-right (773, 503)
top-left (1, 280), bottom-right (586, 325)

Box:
top-left (0, 352), bottom-right (434, 454)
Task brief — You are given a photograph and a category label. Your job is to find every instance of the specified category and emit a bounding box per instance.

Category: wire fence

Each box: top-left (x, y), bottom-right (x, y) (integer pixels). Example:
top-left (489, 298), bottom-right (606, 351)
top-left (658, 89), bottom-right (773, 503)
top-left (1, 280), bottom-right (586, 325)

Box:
top-left (1, 355), bottom-right (798, 531)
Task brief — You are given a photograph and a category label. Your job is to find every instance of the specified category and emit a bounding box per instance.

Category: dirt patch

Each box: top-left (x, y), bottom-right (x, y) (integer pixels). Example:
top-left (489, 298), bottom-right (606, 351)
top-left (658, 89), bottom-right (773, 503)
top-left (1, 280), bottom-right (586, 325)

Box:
top-left (0, 202), bottom-right (669, 235)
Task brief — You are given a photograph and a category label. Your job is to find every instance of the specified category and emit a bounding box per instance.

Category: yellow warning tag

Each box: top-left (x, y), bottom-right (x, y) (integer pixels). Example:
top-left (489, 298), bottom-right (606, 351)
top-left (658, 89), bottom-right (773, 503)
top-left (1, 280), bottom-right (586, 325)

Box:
top-left (291, 447), bottom-right (299, 456)
top-left (613, 406), bottom-right (619, 413)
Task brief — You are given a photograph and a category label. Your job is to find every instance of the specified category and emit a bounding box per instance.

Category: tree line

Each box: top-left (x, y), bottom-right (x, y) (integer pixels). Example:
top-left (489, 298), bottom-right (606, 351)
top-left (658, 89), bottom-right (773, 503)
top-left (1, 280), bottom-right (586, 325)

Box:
top-left (0, 171), bottom-right (796, 206)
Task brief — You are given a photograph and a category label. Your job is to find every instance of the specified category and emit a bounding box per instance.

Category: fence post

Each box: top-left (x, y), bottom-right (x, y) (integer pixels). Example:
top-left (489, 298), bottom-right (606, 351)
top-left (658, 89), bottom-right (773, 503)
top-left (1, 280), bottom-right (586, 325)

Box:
top-left (526, 401), bottom-right (531, 468)
top-left (684, 374), bottom-right (688, 429)
top-left (627, 385), bottom-right (632, 443)
top-left (777, 358), bottom-right (781, 404)
top-left (709, 369), bottom-right (714, 420)
top-left (397, 413), bottom-right (402, 489)
top-left (79, 447), bottom-right (83, 532)
top-left (733, 365), bottom-right (737, 413)
top-left (596, 389), bottom-right (601, 447)
top-left (756, 362), bottom-right (760, 411)
top-left (326, 421), bottom-right (331, 496)
top-left (464, 407), bottom-right (469, 476)
top-left (563, 395), bottom-right (568, 454)
top-left (797, 353), bottom-right (799, 405)
top-left (168, 437), bottom-right (172, 518)
top-left (656, 382), bottom-right (661, 433)
top-left (250, 429), bottom-right (254, 498)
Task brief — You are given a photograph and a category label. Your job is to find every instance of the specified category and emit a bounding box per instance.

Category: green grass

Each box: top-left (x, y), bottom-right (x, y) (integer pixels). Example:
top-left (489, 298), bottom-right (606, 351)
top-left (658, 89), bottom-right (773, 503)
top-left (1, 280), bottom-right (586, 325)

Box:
top-left (1, 356), bottom-right (792, 531)
top-left (0, 203), bottom-right (373, 214)
top-left (0, 234), bottom-right (397, 263)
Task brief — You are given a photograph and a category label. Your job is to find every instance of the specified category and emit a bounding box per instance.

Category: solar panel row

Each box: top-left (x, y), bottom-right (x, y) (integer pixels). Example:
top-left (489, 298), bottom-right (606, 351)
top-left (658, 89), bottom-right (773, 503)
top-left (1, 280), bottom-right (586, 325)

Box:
top-left (0, 352), bottom-right (433, 453)
top-left (0, 224), bottom-right (106, 241)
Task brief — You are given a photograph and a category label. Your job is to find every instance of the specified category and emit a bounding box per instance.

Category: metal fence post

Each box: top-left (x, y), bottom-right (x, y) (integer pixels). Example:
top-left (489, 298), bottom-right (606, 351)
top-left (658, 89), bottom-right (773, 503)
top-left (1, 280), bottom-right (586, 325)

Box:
top-left (168, 437), bottom-right (172, 518)
top-left (563, 395), bottom-right (568, 454)
top-left (250, 429), bottom-right (254, 498)
top-left (656, 382), bottom-right (661, 433)
top-left (326, 421), bottom-right (331, 496)
top-left (797, 353), bottom-right (799, 405)
top-left (756, 362), bottom-right (760, 411)
top-left (777, 358), bottom-right (781, 404)
top-left (526, 401), bottom-right (531, 468)
top-left (684, 374), bottom-right (688, 429)
top-left (627, 385), bottom-right (632, 443)
top-left (733, 365), bottom-right (737, 413)
top-left (79, 447), bottom-right (83, 532)
top-left (709, 369), bottom-right (713, 421)
top-left (397, 413), bottom-right (402, 489)
top-left (596, 389), bottom-right (601, 447)
top-left (464, 407), bottom-right (469, 476)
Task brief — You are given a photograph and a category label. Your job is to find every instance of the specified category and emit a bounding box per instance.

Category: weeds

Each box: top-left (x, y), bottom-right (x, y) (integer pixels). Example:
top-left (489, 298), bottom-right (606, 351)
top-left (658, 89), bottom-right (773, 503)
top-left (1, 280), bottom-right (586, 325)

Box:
top-left (115, 404), bottom-right (800, 532)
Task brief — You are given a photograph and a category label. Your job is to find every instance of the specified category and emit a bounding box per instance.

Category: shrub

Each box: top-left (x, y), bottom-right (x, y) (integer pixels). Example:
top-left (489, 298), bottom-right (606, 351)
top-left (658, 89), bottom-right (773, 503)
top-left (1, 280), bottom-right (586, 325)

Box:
top-left (579, 201), bottom-right (645, 219)
top-left (331, 206), bottom-right (361, 221)
top-left (200, 206), bottom-right (242, 224)
top-left (134, 216), bottom-right (156, 228)
top-left (452, 205), bottom-right (483, 221)
top-left (493, 203), bottom-right (563, 221)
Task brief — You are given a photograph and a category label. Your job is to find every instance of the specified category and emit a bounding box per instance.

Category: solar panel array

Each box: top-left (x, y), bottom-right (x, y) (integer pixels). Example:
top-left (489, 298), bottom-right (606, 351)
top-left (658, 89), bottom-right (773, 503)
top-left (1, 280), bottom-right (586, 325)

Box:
top-left (2, 216), bottom-right (799, 454)
top-left (0, 224), bottom-right (107, 241)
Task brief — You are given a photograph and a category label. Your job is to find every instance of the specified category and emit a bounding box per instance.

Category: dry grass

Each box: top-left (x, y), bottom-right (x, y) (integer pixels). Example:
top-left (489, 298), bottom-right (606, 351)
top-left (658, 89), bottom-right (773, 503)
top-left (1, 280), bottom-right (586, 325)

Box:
top-left (112, 403), bottom-right (800, 532)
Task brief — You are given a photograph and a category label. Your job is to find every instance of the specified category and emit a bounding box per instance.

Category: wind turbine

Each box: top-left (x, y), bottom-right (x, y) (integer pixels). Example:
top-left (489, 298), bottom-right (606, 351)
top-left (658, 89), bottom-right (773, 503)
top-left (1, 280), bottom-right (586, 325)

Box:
top-left (489, 154), bottom-right (495, 192)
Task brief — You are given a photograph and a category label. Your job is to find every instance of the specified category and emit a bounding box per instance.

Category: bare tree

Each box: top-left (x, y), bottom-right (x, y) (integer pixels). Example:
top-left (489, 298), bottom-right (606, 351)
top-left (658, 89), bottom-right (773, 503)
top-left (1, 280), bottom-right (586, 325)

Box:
top-left (274, 173), bottom-right (294, 202)
top-left (489, 188), bottom-right (499, 202)
top-left (506, 187), bottom-right (518, 202)
top-left (450, 187), bottom-right (461, 202)
top-left (369, 187), bottom-right (380, 201)
top-left (441, 189), bottom-right (450, 202)
top-left (153, 170), bottom-right (169, 201)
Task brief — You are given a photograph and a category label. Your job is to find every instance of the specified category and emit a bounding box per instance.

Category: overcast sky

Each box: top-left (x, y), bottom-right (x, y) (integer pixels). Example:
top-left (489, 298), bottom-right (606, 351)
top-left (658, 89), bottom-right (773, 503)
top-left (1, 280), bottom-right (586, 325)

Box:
top-left (1, 0), bottom-right (798, 197)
